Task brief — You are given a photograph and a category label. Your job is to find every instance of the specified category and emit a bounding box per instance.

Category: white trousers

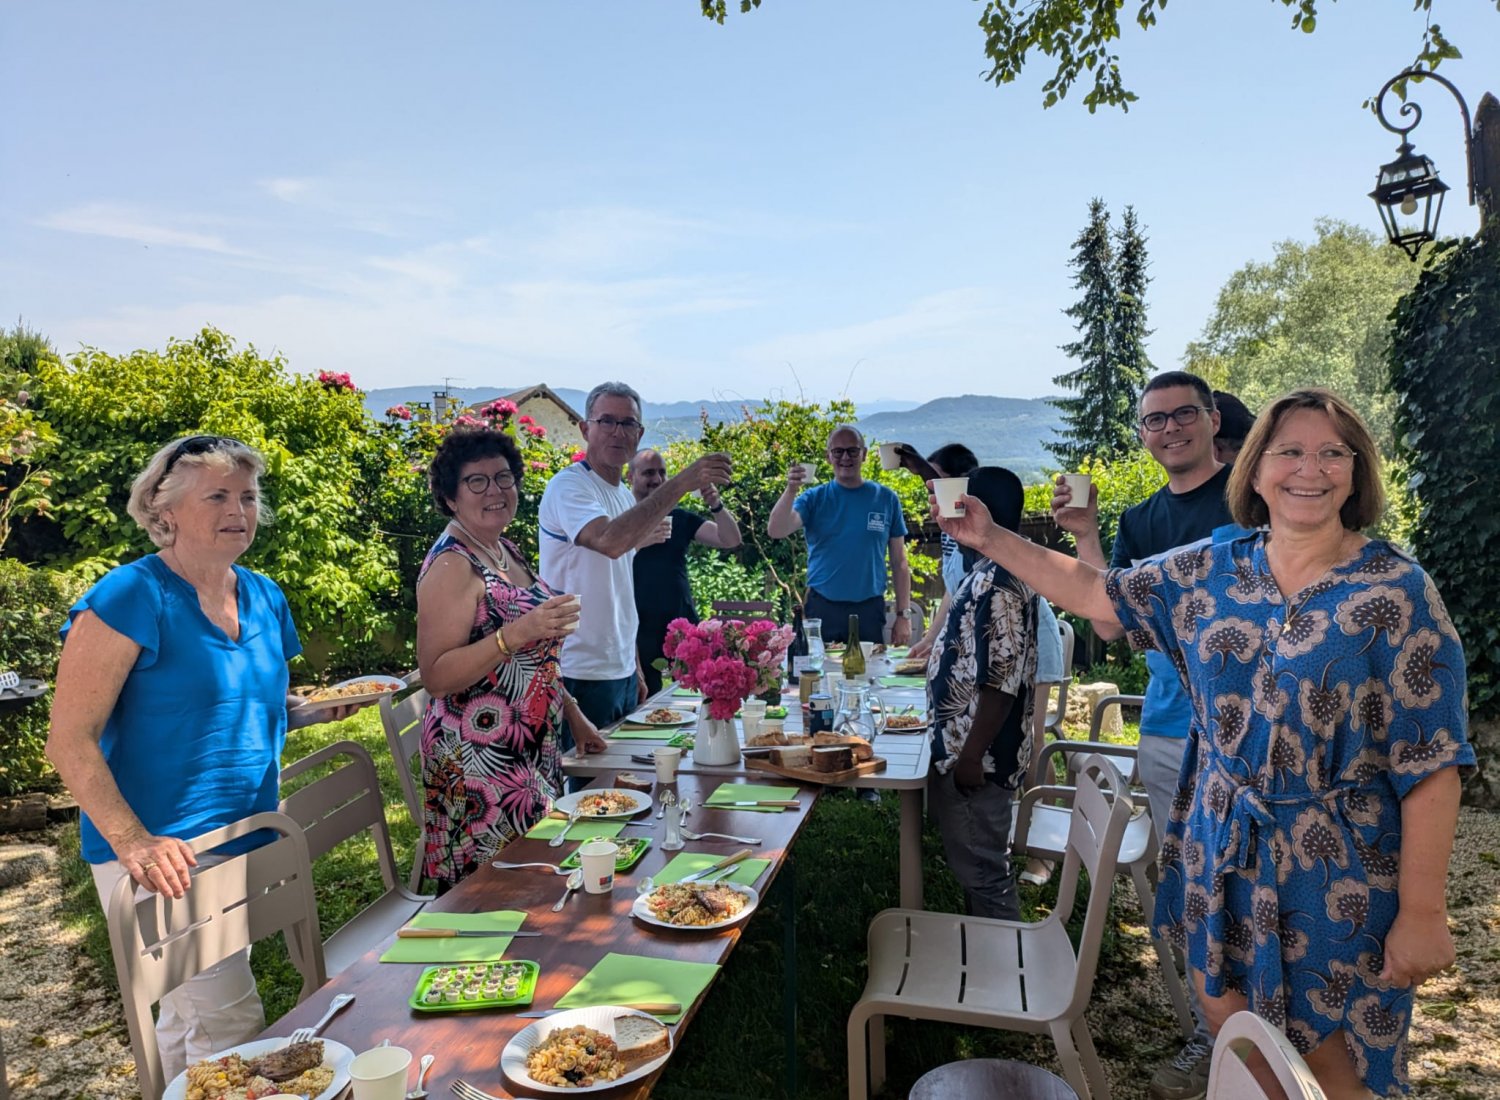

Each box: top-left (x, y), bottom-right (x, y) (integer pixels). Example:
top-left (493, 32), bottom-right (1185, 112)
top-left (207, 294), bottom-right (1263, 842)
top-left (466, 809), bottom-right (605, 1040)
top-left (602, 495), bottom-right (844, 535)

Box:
top-left (92, 857), bottom-right (266, 1085)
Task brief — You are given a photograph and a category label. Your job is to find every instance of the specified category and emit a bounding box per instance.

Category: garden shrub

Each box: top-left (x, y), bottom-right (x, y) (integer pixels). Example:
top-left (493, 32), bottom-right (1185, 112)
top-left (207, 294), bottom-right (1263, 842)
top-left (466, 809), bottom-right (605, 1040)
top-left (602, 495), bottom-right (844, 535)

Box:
top-left (0, 560), bottom-right (86, 795)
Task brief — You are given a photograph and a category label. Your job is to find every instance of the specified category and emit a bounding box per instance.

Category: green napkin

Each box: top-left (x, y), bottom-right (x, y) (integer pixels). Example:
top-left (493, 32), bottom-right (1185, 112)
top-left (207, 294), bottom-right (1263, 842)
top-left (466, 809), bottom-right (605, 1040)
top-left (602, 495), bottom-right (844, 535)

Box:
top-left (705, 782), bottom-right (799, 813)
top-left (525, 818), bottom-right (628, 841)
top-left (378, 910), bottom-right (527, 963)
top-left (655, 852), bottom-right (770, 888)
top-left (555, 951), bottom-right (720, 1024)
top-left (671, 687), bottom-right (702, 698)
top-left (880, 675), bottom-right (926, 688)
top-left (610, 727), bottom-right (681, 739)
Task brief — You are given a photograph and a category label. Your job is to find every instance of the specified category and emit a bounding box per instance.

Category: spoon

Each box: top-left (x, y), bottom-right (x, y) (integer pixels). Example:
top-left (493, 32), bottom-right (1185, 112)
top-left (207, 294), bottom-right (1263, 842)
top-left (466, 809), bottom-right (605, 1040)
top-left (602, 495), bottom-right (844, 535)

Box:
top-left (656, 789), bottom-right (676, 820)
top-left (549, 809), bottom-right (581, 848)
top-left (406, 1053), bottom-right (435, 1098)
top-left (552, 868), bottom-right (583, 912)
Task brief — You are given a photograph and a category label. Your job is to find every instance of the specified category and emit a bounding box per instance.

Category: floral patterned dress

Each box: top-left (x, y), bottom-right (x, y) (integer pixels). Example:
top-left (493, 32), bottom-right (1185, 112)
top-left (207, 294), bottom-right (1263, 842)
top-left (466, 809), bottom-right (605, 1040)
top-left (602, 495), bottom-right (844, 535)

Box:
top-left (419, 533), bottom-right (565, 887)
top-left (1107, 532), bottom-right (1474, 1096)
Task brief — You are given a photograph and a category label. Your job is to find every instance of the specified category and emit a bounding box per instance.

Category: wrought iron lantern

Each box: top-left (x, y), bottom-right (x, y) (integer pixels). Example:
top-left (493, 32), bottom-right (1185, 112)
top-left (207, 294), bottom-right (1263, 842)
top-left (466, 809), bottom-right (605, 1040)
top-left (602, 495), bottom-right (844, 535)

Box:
top-left (1369, 69), bottom-right (1477, 260)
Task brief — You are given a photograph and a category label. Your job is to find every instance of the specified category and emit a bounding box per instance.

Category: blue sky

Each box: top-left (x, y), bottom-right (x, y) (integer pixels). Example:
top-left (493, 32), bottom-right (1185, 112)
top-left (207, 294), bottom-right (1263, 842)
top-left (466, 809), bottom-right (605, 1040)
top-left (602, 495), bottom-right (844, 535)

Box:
top-left (3, 1), bottom-right (1497, 406)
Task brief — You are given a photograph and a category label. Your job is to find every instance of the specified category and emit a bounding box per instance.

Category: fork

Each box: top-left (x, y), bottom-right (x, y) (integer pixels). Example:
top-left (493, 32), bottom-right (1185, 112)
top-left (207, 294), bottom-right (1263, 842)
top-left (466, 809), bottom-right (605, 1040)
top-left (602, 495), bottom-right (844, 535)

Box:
top-left (287, 991), bottom-right (353, 1044)
top-left (548, 809), bottom-right (581, 848)
top-left (491, 861), bottom-right (570, 874)
top-left (681, 827), bottom-right (762, 845)
top-left (452, 1080), bottom-right (502, 1100)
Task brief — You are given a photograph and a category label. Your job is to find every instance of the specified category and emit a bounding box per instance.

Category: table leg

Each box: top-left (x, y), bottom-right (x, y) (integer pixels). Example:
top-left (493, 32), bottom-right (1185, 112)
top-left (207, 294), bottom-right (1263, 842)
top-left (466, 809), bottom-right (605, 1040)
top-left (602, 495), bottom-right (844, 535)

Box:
top-left (899, 788), bottom-right (923, 910)
top-left (781, 854), bottom-right (798, 1097)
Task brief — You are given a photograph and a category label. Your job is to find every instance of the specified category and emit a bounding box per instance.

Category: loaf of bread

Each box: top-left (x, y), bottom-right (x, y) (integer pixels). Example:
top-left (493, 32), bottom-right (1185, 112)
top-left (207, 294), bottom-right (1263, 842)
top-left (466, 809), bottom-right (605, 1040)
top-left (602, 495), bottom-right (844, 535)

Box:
top-left (615, 772), bottom-right (653, 792)
top-left (812, 733), bottom-right (874, 761)
top-left (768, 745), bottom-right (812, 769)
top-left (812, 745), bottom-right (854, 773)
top-left (615, 1014), bottom-right (670, 1069)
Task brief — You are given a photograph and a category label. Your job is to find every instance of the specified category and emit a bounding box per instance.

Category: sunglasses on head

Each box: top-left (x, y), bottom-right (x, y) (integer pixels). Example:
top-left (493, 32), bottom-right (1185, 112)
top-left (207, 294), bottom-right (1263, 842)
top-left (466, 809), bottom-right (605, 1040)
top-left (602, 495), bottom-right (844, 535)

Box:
top-left (163, 435), bottom-right (243, 475)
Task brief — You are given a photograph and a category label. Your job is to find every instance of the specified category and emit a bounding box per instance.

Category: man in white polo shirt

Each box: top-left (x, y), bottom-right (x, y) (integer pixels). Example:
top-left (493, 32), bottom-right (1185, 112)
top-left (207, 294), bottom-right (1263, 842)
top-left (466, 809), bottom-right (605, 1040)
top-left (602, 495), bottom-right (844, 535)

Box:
top-left (538, 381), bottom-right (732, 753)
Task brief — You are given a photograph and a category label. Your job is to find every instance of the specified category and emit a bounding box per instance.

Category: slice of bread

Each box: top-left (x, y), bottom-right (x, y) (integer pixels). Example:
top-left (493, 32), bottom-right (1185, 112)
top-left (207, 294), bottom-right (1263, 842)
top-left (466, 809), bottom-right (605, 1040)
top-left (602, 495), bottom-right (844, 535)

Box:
top-left (615, 772), bottom-right (653, 792)
top-left (615, 1014), bottom-right (670, 1069)
top-left (768, 745), bottom-right (812, 769)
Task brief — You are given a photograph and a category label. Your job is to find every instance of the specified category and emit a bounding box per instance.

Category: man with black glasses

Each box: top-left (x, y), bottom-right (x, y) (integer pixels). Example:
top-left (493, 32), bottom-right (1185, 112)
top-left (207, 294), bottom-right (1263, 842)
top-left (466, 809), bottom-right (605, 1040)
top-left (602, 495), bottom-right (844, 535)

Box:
top-left (539, 382), bottom-right (732, 750)
top-left (1049, 370), bottom-right (1243, 1100)
top-left (768, 424), bottom-right (913, 646)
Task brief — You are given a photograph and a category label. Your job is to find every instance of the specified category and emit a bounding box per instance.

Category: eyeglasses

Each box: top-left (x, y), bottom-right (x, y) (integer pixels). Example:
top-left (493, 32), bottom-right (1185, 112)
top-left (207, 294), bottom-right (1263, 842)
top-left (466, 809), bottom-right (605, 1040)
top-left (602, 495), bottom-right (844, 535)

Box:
top-left (1261, 446), bottom-right (1358, 473)
top-left (163, 435), bottom-right (242, 475)
top-left (461, 471), bottom-right (518, 494)
top-left (1139, 405), bottom-right (1213, 433)
top-left (828, 446), bottom-right (864, 458)
top-left (587, 416), bottom-right (644, 435)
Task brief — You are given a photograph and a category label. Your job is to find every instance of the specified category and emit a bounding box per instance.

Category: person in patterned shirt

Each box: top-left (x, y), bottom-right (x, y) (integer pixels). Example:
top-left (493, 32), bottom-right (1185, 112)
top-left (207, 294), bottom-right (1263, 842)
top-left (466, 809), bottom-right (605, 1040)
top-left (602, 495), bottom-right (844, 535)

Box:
top-left (933, 389), bottom-right (1474, 1099)
top-left (924, 466), bottom-right (1039, 921)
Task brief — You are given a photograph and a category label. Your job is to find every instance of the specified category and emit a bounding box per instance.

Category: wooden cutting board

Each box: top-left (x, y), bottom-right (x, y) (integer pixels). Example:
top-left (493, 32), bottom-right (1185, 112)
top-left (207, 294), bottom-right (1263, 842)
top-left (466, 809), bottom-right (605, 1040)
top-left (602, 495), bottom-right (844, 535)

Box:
top-left (744, 755), bottom-right (888, 785)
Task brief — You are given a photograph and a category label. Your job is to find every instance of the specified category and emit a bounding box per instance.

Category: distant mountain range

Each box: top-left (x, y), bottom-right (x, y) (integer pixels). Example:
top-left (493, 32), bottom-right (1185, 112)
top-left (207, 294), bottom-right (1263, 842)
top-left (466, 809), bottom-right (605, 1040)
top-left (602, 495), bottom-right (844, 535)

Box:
top-left (362, 387), bottom-right (1064, 482)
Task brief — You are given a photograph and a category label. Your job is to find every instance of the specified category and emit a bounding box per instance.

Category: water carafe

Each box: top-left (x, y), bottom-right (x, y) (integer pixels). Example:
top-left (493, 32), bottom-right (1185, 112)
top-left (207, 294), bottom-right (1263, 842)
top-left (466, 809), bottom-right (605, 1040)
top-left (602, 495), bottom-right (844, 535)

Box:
top-left (833, 680), bottom-right (887, 741)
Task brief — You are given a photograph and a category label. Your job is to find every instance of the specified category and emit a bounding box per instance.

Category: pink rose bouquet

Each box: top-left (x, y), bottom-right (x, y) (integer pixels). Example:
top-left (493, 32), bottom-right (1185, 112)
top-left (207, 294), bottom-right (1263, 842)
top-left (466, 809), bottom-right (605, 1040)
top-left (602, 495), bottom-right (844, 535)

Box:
top-left (661, 617), bottom-right (793, 720)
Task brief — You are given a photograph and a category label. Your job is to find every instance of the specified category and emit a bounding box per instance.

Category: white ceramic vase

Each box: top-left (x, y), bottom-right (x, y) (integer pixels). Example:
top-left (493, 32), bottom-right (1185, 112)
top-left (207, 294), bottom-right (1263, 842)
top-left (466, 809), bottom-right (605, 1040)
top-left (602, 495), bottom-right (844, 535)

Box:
top-left (692, 709), bottom-right (741, 766)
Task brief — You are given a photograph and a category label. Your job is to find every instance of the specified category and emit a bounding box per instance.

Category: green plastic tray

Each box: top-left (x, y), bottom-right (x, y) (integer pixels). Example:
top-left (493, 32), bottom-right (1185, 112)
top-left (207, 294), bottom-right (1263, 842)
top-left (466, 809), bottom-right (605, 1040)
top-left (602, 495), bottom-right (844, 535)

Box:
top-left (408, 960), bottom-right (538, 1013)
top-left (559, 835), bottom-right (651, 871)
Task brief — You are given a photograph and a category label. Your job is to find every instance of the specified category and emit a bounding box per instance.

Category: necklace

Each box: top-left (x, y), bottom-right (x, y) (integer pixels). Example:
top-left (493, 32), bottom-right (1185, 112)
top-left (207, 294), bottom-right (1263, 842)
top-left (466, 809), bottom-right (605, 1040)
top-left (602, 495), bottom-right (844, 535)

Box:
top-left (450, 518), bottom-right (511, 575)
top-left (1265, 531), bottom-right (1352, 635)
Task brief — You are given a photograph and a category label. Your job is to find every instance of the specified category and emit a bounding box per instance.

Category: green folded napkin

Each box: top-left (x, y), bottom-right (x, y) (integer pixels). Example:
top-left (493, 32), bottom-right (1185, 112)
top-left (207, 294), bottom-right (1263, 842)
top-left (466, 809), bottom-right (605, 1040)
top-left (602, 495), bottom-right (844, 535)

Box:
top-left (555, 951), bottom-right (720, 1024)
top-left (655, 852), bottom-right (770, 888)
top-left (525, 818), bottom-right (628, 841)
top-left (671, 687), bottom-right (702, 698)
top-left (704, 782), bottom-right (800, 813)
top-left (610, 726), bottom-right (681, 739)
top-left (880, 675), bottom-right (926, 688)
top-left (378, 910), bottom-right (526, 963)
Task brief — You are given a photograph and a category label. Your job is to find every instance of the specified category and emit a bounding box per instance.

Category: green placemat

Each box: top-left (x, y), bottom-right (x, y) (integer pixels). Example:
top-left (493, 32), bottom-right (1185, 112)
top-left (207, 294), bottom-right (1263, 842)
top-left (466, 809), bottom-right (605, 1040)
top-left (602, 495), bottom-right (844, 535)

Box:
top-left (610, 726), bottom-right (682, 739)
top-left (879, 675), bottom-right (926, 688)
top-left (378, 910), bottom-right (527, 963)
top-left (704, 782), bottom-right (799, 813)
top-left (554, 951), bottom-right (720, 1024)
top-left (655, 852), bottom-right (770, 887)
top-left (524, 818), bottom-right (628, 841)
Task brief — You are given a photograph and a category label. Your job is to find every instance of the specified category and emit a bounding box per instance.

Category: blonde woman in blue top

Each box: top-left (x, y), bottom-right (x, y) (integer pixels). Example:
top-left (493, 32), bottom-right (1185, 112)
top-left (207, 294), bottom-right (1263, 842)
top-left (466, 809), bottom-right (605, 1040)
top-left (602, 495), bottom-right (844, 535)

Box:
top-left (46, 436), bottom-right (357, 1083)
top-left (933, 390), bottom-right (1473, 1099)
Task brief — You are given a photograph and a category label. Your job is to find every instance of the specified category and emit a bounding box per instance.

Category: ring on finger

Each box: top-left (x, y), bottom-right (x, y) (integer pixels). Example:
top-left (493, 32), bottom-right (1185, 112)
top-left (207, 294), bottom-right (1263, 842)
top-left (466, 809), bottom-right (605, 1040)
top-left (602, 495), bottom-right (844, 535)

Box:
top-left (140, 859), bottom-right (158, 871)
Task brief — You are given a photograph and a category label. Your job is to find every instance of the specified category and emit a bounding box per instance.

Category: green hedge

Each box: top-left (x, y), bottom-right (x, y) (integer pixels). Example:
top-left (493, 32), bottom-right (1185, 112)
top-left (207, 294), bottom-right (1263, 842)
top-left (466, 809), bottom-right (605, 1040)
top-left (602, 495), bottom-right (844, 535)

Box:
top-left (0, 560), bottom-right (86, 796)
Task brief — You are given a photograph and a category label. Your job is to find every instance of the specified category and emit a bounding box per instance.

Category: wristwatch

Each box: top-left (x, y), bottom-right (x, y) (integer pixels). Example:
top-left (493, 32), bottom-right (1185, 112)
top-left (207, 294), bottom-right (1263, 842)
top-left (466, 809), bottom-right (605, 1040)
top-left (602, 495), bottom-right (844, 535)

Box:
top-left (710, 502), bottom-right (725, 514)
top-left (897, 608), bottom-right (916, 619)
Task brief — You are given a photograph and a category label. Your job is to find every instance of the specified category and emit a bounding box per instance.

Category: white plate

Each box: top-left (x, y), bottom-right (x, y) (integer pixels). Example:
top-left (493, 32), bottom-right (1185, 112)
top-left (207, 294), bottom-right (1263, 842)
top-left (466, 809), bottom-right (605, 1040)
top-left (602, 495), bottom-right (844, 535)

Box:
top-left (630, 881), bottom-right (760, 931)
top-left (625, 707), bottom-right (698, 727)
top-left (164, 1037), bottom-right (355, 1100)
top-left (294, 674), bottom-right (404, 711)
top-left (880, 718), bottom-right (930, 735)
top-left (554, 788), bottom-right (651, 820)
top-left (501, 1006), bottom-right (672, 1093)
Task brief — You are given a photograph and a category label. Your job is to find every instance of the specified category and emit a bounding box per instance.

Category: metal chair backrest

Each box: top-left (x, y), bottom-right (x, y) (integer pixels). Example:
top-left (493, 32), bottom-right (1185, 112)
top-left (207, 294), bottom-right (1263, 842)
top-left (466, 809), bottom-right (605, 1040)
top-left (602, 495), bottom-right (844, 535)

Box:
top-left (1208, 1010), bottom-right (1328, 1099)
top-left (379, 671), bottom-right (429, 888)
top-left (107, 811), bottom-right (324, 1100)
top-left (279, 739), bottom-right (404, 896)
top-left (710, 600), bottom-right (778, 622)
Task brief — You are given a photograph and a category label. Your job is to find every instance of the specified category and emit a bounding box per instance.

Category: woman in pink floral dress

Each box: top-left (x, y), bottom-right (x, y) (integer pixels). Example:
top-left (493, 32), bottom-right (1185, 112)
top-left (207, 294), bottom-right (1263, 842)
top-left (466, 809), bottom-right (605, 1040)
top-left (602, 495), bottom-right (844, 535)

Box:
top-left (416, 430), bottom-right (607, 889)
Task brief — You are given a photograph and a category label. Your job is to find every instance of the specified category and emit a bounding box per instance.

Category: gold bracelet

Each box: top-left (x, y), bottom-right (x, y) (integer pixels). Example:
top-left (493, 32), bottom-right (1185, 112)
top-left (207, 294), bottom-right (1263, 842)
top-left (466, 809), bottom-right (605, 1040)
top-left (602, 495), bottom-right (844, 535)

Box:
top-left (495, 626), bottom-right (512, 659)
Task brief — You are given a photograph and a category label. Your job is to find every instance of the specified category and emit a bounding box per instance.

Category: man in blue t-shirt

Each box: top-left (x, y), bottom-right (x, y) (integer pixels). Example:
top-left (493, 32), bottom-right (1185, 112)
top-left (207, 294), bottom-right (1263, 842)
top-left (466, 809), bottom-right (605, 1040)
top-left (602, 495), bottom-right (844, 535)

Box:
top-left (1050, 370), bottom-right (1244, 1100)
top-left (767, 425), bottom-right (913, 646)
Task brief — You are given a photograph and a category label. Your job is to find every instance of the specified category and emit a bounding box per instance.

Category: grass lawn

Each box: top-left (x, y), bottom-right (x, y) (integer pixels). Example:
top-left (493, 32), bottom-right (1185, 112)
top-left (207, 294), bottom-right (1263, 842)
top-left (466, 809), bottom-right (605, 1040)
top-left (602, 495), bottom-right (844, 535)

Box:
top-left (57, 711), bottom-right (1164, 1099)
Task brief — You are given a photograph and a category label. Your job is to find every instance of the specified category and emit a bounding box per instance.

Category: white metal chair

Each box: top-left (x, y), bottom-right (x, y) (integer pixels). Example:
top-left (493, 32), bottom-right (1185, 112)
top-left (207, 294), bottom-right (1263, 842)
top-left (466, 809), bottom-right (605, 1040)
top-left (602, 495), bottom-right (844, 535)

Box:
top-left (1013, 695), bottom-right (1194, 1039)
top-left (378, 670), bottom-right (430, 892)
top-left (279, 739), bottom-right (433, 976)
top-left (847, 755), bottom-right (1133, 1100)
top-left (882, 602), bottom-right (927, 644)
top-left (107, 811), bottom-right (325, 1100)
top-left (1207, 1011), bottom-right (1327, 1099)
top-left (1042, 617), bottom-right (1075, 738)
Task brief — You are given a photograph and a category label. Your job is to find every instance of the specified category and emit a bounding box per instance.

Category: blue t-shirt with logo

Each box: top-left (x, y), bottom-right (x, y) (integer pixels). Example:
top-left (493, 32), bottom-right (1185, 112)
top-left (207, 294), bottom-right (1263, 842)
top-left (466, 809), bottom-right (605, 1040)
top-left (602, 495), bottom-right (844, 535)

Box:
top-left (1110, 465), bottom-right (1243, 739)
top-left (62, 555), bottom-right (302, 863)
top-left (794, 480), bottom-right (908, 603)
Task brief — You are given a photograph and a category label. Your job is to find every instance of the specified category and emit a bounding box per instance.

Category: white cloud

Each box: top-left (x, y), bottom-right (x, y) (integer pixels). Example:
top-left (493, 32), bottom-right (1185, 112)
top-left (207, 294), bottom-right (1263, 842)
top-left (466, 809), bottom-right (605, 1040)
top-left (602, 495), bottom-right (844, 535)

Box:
top-left (261, 177), bottom-right (313, 202)
top-left (38, 203), bottom-right (249, 255)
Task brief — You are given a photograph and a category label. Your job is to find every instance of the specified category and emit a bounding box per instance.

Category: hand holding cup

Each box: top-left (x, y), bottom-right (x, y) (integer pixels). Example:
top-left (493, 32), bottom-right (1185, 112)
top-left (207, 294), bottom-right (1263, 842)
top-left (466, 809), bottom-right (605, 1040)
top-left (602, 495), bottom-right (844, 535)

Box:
top-left (1050, 473), bottom-right (1098, 536)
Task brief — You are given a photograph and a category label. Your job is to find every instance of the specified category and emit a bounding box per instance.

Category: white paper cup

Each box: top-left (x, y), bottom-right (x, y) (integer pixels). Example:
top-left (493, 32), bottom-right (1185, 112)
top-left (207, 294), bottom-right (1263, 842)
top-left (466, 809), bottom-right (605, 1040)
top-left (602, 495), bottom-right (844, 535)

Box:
top-left (1060, 473), bottom-right (1092, 510)
top-left (740, 699), bottom-right (767, 740)
top-left (662, 515), bottom-right (674, 538)
top-left (860, 641), bottom-right (875, 659)
top-left (793, 462), bottom-right (817, 483)
top-left (878, 443), bottom-right (901, 470)
top-left (558, 593), bottom-right (582, 635)
top-left (932, 477), bottom-right (969, 518)
top-left (580, 840), bottom-right (619, 894)
top-left (350, 1045), bottom-right (412, 1100)
top-left (653, 745), bottom-right (682, 784)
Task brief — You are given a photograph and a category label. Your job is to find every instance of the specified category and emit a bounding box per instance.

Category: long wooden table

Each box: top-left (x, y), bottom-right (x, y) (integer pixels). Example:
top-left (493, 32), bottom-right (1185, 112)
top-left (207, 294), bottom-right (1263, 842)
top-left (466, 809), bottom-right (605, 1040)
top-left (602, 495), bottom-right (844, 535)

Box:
top-left (568, 676), bottom-right (932, 909)
top-left (261, 772), bottom-right (819, 1098)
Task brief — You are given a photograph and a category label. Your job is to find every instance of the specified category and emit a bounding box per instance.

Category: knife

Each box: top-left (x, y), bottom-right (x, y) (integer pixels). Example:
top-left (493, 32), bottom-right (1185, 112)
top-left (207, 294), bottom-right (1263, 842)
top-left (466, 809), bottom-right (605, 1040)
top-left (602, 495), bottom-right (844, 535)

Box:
top-left (516, 1001), bottom-right (682, 1019)
top-left (711, 799), bottom-right (800, 808)
top-left (397, 928), bottom-right (543, 938)
top-left (677, 847), bottom-right (753, 885)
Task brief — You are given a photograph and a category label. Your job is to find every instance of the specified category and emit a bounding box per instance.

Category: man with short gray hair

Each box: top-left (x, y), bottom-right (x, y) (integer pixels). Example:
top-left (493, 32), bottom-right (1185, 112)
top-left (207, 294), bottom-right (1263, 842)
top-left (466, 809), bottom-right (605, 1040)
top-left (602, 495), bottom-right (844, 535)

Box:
top-left (539, 382), bottom-right (732, 747)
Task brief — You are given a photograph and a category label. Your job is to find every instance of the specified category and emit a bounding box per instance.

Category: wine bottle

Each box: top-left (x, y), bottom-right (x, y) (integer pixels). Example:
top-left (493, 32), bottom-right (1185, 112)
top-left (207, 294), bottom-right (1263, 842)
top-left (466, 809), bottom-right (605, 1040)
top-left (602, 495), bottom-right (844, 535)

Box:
top-left (786, 604), bottom-right (807, 686)
top-left (842, 614), bottom-right (866, 678)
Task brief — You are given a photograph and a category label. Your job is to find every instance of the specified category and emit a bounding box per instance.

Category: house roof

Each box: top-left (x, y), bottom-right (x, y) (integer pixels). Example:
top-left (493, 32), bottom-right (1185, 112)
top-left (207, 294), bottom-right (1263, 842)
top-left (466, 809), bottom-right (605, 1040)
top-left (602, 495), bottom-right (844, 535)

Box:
top-left (466, 384), bottom-right (583, 424)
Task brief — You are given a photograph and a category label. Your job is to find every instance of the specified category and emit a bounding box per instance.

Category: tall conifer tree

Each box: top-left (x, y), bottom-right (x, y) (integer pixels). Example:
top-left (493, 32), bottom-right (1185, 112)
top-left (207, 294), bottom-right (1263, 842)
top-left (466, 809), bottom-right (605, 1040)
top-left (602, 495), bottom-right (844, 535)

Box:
top-left (1049, 198), bottom-right (1118, 467)
top-left (1111, 204), bottom-right (1152, 419)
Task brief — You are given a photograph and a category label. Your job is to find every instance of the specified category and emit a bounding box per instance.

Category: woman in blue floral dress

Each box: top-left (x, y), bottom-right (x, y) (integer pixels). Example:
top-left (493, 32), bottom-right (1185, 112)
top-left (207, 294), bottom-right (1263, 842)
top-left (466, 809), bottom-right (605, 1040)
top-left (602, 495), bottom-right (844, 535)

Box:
top-left (416, 430), bottom-right (607, 889)
top-left (934, 389), bottom-right (1473, 1098)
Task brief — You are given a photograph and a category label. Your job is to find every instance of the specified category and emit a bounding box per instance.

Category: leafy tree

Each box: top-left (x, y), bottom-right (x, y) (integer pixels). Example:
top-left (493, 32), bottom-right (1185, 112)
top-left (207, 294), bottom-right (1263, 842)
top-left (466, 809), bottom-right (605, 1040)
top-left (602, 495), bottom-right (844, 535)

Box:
top-left (1183, 218), bottom-right (1421, 454)
top-left (1051, 198), bottom-right (1142, 467)
top-left (0, 323), bottom-right (57, 551)
top-left (702, 1), bottom-right (1479, 112)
